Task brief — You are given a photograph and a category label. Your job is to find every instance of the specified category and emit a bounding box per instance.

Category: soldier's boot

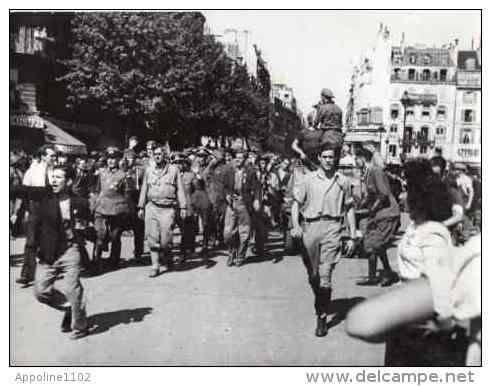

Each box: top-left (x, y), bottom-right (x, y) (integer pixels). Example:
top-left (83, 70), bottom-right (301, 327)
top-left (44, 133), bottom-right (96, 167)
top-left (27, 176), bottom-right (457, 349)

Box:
top-left (92, 244), bottom-right (104, 274)
top-left (379, 251), bottom-right (399, 287)
top-left (227, 249), bottom-right (236, 267)
top-left (315, 315), bottom-right (328, 337)
top-left (356, 254), bottom-right (380, 286)
top-left (315, 287), bottom-right (332, 337)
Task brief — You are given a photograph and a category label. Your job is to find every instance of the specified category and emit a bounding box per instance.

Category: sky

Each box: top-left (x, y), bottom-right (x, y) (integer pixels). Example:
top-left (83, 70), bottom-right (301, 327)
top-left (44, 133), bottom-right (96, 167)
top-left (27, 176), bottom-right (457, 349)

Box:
top-left (203, 10), bottom-right (481, 115)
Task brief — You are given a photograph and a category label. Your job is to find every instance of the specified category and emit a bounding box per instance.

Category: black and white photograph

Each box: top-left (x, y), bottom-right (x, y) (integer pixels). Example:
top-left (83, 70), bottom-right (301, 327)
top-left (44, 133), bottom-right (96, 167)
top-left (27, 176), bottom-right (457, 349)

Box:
top-left (8, 8), bottom-right (481, 370)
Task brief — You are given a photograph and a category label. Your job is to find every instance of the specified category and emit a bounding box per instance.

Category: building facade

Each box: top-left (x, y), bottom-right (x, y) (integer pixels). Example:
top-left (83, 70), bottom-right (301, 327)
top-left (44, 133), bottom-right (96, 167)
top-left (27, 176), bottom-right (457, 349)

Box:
top-left (345, 25), bottom-right (481, 167)
top-left (387, 44), bottom-right (458, 163)
top-left (10, 13), bottom-right (92, 153)
top-left (344, 24), bottom-right (392, 153)
top-left (452, 50), bottom-right (481, 167)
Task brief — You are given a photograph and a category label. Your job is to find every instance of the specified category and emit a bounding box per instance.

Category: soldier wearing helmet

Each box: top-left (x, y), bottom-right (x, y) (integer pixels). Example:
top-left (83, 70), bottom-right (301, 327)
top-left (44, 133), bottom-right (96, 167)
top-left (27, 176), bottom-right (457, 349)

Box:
top-left (315, 88), bottom-right (343, 132)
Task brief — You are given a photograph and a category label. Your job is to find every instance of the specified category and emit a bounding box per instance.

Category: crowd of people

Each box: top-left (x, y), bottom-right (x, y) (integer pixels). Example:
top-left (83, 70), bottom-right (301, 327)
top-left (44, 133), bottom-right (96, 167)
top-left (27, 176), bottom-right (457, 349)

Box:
top-left (9, 88), bottom-right (481, 366)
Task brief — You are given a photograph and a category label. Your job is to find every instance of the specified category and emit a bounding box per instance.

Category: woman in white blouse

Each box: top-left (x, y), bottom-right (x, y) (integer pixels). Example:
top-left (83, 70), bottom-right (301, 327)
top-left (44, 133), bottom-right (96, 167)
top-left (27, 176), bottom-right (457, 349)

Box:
top-left (345, 159), bottom-right (481, 365)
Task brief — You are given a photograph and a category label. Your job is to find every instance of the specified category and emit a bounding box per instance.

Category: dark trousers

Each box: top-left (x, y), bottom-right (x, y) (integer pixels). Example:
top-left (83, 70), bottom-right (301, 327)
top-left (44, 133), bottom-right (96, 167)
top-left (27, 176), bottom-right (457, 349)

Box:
top-left (251, 210), bottom-right (267, 254)
top-left (129, 215), bottom-right (145, 257)
top-left (93, 213), bottom-right (125, 266)
top-left (180, 215), bottom-right (198, 255)
top-left (211, 201), bottom-right (226, 244)
top-left (20, 202), bottom-right (41, 281)
top-left (35, 245), bottom-right (87, 331)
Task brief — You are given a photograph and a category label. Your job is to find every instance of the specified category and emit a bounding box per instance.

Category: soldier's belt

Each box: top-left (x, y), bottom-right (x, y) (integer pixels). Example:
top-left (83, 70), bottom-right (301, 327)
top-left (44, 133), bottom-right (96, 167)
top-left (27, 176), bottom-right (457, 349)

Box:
top-left (149, 202), bottom-right (176, 208)
top-left (304, 214), bottom-right (342, 223)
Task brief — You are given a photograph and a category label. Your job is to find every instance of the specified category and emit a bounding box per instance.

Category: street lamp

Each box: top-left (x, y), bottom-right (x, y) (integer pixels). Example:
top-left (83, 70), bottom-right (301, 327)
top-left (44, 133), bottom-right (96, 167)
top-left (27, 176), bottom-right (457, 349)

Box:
top-left (400, 90), bottom-right (411, 155)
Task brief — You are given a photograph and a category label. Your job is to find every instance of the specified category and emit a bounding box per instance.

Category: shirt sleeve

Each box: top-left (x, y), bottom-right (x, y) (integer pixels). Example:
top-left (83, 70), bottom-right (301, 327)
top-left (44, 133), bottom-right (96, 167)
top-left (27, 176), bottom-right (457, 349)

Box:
top-left (372, 169), bottom-right (391, 197)
top-left (22, 167), bottom-right (32, 186)
top-left (293, 178), bottom-right (307, 205)
top-left (421, 232), bottom-right (454, 319)
top-left (137, 169), bottom-right (149, 208)
top-left (339, 174), bottom-right (354, 209)
top-left (175, 168), bottom-right (187, 209)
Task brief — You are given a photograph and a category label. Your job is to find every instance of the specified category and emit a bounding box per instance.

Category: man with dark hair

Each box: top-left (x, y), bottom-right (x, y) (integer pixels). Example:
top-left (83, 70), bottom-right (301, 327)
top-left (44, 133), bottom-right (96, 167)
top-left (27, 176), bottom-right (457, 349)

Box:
top-left (71, 158), bottom-right (92, 199)
top-left (123, 148), bottom-right (145, 261)
top-left (431, 156), bottom-right (469, 245)
top-left (223, 150), bottom-right (262, 267)
top-left (354, 146), bottom-right (400, 287)
top-left (11, 165), bottom-right (90, 339)
top-left (203, 149), bottom-right (234, 248)
top-left (15, 144), bottom-right (57, 286)
top-left (291, 144), bottom-right (356, 337)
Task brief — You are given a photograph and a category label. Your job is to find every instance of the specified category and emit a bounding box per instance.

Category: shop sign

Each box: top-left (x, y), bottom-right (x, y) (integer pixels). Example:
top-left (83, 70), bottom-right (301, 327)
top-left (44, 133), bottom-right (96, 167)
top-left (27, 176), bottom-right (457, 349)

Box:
top-left (10, 114), bottom-right (44, 129)
top-left (456, 145), bottom-right (480, 162)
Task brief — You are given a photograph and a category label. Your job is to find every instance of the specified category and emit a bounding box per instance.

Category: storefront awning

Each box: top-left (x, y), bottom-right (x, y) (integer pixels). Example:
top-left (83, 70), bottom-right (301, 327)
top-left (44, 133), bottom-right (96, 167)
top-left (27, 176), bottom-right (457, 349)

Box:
top-left (42, 117), bottom-right (87, 154)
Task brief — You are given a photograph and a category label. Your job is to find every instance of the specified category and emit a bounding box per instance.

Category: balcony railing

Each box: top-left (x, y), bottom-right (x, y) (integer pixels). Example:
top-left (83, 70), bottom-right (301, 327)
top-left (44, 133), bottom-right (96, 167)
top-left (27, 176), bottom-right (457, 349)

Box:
top-left (391, 74), bottom-right (456, 85)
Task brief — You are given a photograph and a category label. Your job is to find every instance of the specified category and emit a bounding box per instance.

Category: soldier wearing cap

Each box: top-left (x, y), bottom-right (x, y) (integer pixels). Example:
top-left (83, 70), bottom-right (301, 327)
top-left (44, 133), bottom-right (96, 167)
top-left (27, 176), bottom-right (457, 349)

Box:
top-left (92, 147), bottom-right (129, 271)
top-left (123, 148), bottom-right (145, 261)
top-left (203, 148), bottom-right (235, 247)
top-left (138, 145), bottom-right (187, 277)
top-left (291, 142), bottom-right (356, 337)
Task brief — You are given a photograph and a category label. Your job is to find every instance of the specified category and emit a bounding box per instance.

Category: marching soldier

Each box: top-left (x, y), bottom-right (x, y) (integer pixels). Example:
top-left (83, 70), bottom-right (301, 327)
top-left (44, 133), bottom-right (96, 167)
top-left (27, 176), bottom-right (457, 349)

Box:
top-left (177, 154), bottom-right (198, 263)
top-left (291, 143), bottom-right (357, 337)
top-left (203, 149), bottom-right (234, 248)
top-left (223, 150), bottom-right (262, 267)
top-left (123, 149), bottom-right (145, 261)
top-left (251, 155), bottom-right (269, 256)
top-left (92, 147), bottom-right (129, 272)
top-left (138, 146), bottom-right (187, 278)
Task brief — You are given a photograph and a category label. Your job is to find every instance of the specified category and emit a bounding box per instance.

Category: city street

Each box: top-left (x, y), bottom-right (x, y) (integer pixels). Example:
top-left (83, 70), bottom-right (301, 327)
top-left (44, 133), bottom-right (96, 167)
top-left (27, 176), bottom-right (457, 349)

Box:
top-left (10, 218), bottom-right (408, 366)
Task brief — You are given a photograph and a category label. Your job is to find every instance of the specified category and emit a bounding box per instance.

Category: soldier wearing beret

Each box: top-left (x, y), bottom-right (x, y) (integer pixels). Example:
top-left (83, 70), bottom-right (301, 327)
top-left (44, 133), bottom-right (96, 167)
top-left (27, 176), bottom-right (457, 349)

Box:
top-left (91, 147), bottom-right (129, 272)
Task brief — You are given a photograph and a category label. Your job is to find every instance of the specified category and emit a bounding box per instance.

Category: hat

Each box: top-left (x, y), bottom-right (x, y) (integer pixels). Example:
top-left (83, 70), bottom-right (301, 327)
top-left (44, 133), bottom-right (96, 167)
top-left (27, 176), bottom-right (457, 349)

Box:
top-left (453, 162), bottom-right (466, 171)
top-left (124, 149), bottom-right (136, 158)
top-left (196, 149), bottom-right (208, 157)
top-left (146, 140), bottom-right (157, 149)
top-left (89, 150), bottom-right (99, 158)
top-left (321, 88), bottom-right (334, 98)
top-left (170, 152), bottom-right (183, 163)
top-left (106, 147), bottom-right (122, 158)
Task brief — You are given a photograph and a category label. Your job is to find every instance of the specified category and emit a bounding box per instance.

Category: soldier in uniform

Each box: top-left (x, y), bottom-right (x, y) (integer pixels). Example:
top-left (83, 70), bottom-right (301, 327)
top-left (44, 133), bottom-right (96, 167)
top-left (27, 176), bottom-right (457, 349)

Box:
top-left (177, 155), bottom-right (198, 263)
top-left (203, 149), bottom-right (234, 248)
top-left (138, 146), bottom-right (187, 278)
top-left (314, 88), bottom-right (344, 150)
top-left (123, 149), bottom-right (145, 261)
top-left (223, 150), bottom-right (262, 267)
top-left (251, 155), bottom-right (269, 256)
top-left (92, 147), bottom-right (129, 272)
top-left (291, 143), bottom-right (357, 337)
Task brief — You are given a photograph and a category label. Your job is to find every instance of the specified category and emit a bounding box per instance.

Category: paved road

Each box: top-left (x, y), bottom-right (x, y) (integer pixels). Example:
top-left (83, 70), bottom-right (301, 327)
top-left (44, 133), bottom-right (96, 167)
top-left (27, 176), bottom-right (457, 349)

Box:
top-left (10, 218), bottom-right (407, 366)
